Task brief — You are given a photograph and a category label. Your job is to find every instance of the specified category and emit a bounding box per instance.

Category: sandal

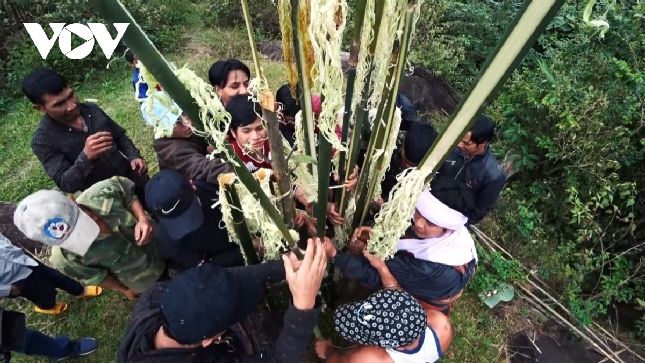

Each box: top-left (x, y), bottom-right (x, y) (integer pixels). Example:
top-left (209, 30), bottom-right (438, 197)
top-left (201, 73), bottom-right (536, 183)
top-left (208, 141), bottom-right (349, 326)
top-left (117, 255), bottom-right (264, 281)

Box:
top-left (77, 286), bottom-right (103, 298)
top-left (34, 302), bottom-right (68, 315)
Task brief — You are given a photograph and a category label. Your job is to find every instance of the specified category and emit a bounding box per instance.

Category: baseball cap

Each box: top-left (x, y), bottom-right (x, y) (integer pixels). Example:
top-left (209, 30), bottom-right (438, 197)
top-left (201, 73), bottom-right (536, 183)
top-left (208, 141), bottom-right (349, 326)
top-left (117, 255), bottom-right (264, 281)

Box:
top-left (145, 170), bottom-right (203, 241)
top-left (13, 190), bottom-right (99, 256)
top-left (160, 263), bottom-right (267, 344)
top-left (334, 289), bottom-right (427, 349)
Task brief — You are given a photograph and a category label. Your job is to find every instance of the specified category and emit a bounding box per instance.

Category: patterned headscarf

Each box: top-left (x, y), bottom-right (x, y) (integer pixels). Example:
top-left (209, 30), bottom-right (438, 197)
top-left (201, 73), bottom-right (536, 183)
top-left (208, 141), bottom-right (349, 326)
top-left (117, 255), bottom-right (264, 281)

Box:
top-left (334, 289), bottom-right (426, 348)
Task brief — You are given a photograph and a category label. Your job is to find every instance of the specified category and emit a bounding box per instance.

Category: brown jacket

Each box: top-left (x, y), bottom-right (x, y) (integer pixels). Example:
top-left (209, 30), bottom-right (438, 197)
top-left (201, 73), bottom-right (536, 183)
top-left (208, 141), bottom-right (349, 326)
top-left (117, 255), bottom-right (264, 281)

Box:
top-left (153, 136), bottom-right (232, 184)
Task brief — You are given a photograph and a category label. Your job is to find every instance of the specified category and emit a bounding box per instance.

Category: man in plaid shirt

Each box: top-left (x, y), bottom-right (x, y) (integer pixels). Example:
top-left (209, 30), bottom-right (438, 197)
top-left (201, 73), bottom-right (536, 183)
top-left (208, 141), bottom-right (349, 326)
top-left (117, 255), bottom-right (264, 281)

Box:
top-left (22, 69), bottom-right (149, 198)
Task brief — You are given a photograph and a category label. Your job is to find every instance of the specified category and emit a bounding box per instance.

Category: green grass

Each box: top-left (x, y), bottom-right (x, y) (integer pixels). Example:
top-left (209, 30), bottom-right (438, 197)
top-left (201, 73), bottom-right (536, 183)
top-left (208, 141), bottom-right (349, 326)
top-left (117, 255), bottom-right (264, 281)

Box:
top-left (0, 23), bottom-right (523, 363)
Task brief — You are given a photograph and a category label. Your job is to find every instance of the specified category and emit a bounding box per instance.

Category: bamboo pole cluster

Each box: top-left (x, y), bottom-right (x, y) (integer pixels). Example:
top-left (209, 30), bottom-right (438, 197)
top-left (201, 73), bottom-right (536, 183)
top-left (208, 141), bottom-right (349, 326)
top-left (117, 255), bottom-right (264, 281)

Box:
top-left (89, 0), bottom-right (566, 263)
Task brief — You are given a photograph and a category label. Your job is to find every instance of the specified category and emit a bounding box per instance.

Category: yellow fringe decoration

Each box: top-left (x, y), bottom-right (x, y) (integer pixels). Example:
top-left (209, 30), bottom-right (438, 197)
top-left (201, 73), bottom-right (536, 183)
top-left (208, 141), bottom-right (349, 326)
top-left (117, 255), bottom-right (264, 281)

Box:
top-left (278, 0), bottom-right (299, 96)
top-left (308, 0), bottom-right (348, 152)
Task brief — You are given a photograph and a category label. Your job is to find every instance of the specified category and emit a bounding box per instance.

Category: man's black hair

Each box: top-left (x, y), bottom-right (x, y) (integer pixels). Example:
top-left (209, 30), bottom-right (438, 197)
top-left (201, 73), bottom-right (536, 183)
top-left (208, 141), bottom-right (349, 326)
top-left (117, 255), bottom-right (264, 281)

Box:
top-left (469, 115), bottom-right (495, 144)
top-left (403, 122), bottom-right (438, 165)
top-left (208, 59), bottom-right (251, 88)
top-left (225, 94), bottom-right (262, 131)
top-left (21, 69), bottom-right (68, 104)
top-left (124, 49), bottom-right (136, 64)
top-left (276, 84), bottom-right (300, 117)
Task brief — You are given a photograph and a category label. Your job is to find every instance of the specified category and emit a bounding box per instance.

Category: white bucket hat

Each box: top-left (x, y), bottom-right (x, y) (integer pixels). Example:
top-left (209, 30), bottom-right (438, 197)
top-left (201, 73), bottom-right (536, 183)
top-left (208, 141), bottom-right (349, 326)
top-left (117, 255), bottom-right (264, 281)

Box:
top-left (13, 190), bottom-right (99, 256)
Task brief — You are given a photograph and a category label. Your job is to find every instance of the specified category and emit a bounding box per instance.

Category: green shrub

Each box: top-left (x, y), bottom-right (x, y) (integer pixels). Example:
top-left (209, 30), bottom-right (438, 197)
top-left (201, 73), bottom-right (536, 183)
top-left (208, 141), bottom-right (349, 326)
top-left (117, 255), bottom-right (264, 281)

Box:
top-left (411, 0), bottom-right (643, 335)
top-left (0, 0), bottom-right (198, 99)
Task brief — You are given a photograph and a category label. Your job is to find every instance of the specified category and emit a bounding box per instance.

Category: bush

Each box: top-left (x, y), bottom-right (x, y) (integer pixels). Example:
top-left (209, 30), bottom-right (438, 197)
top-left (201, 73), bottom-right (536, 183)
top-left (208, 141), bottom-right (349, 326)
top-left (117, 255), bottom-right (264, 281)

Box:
top-left (203, 0), bottom-right (280, 37)
top-left (411, 0), bottom-right (644, 335)
top-left (0, 0), bottom-right (198, 100)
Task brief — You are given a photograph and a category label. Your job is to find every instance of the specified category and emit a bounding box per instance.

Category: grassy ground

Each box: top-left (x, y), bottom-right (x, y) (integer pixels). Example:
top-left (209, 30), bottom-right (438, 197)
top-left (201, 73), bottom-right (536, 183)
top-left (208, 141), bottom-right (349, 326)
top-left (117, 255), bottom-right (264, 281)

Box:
top-left (0, 26), bottom-right (526, 363)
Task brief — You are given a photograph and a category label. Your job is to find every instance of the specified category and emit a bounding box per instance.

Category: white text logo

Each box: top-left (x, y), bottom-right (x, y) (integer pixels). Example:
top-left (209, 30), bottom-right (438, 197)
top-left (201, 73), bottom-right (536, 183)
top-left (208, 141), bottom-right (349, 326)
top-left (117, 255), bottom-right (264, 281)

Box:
top-left (23, 23), bottom-right (129, 60)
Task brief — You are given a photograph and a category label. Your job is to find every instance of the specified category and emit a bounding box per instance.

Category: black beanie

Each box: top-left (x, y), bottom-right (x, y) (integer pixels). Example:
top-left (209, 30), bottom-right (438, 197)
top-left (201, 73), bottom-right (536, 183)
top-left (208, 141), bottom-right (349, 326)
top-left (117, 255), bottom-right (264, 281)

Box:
top-left (225, 94), bottom-right (262, 131)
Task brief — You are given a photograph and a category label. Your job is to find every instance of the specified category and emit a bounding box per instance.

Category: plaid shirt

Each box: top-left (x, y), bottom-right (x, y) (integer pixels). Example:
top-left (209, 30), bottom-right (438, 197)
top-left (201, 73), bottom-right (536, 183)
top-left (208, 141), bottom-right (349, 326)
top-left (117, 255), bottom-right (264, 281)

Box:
top-left (49, 177), bottom-right (165, 292)
top-left (31, 103), bottom-right (142, 193)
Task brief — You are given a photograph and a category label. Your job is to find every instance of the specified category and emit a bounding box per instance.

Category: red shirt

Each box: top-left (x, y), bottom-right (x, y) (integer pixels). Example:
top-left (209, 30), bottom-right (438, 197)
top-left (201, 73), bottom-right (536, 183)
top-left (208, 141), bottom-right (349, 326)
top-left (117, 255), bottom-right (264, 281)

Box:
top-left (228, 137), bottom-right (272, 172)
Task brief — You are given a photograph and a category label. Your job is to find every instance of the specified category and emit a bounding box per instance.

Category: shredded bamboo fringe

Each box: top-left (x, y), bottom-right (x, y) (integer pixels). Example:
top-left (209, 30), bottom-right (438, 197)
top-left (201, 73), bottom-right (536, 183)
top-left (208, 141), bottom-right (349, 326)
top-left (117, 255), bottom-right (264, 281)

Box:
top-left (470, 226), bottom-right (642, 363)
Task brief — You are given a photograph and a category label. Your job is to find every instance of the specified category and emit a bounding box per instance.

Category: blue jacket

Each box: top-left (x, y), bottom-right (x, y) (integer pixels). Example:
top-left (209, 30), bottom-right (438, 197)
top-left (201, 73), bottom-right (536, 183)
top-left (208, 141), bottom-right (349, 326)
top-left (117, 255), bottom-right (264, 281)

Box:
top-left (432, 147), bottom-right (506, 224)
top-left (334, 251), bottom-right (476, 303)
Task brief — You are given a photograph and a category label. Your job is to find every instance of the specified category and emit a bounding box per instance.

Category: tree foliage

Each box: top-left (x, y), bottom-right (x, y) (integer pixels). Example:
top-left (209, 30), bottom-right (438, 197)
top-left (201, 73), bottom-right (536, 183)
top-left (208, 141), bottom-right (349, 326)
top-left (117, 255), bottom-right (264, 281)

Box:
top-left (0, 0), bottom-right (198, 100)
top-left (414, 0), bottom-right (643, 337)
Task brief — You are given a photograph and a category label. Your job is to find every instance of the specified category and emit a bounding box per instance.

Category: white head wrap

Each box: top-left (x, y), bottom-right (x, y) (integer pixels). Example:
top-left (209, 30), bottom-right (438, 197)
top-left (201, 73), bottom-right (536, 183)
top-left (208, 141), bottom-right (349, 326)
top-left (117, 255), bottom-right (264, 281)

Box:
top-left (415, 189), bottom-right (467, 231)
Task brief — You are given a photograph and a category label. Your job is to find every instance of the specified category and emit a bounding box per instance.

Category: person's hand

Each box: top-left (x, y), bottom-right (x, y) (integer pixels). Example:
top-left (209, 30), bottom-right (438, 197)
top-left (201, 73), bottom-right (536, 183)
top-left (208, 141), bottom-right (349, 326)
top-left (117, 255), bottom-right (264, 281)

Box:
top-left (344, 166), bottom-right (360, 192)
top-left (121, 288), bottom-right (140, 301)
top-left (130, 158), bottom-right (147, 174)
top-left (346, 226), bottom-right (371, 254)
top-left (134, 218), bottom-right (153, 246)
top-left (206, 145), bottom-right (216, 154)
top-left (351, 226), bottom-right (372, 243)
top-left (315, 339), bottom-right (336, 359)
top-left (327, 203), bottom-right (345, 225)
top-left (322, 236), bottom-right (337, 259)
top-left (294, 209), bottom-right (317, 236)
top-left (332, 166), bottom-right (360, 192)
top-left (282, 237), bottom-right (327, 310)
top-left (362, 247), bottom-right (387, 270)
top-left (83, 131), bottom-right (113, 160)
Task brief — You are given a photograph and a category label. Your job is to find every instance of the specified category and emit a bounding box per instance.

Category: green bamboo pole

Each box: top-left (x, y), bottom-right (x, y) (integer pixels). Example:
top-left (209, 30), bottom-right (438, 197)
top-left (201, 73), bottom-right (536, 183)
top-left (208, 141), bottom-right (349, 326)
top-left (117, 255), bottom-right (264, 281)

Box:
top-left (338, 0), bottom-right (386, 217)
top-left (370, 0), bottom-right (566, 257)
top-left (355, 5), bottom-right (415, 226)
top-left (89, 0), bottom-right (296, 247)
top-left (223, 184), bottom-right (260, 265)
top-left (290, 0), bottom-right (317, 165)
top-left (240, 0), bottom-right (265, 82)
top-left (241, 0), bottom-right (296, 227)
top-left (334, 0), bottom-right (368, 207)
top-left (416, 0), bottom-right (566, 174)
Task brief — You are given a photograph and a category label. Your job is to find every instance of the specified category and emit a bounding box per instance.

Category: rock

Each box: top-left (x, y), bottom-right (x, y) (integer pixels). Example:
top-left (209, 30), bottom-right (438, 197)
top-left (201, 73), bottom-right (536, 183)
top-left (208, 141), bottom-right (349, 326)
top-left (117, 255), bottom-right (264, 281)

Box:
top-left (0, 202), bottom-right (45, 253)
top-left (399, 67), bottom-right (460, 120)
top-left (258, 41), bottom-right (284, 61)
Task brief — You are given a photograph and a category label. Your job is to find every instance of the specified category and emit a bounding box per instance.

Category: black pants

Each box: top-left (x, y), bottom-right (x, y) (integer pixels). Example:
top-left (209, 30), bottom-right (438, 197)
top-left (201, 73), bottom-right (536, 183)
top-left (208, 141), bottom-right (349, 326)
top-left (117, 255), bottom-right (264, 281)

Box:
top-left (12, 264), bottom-right (84, 309)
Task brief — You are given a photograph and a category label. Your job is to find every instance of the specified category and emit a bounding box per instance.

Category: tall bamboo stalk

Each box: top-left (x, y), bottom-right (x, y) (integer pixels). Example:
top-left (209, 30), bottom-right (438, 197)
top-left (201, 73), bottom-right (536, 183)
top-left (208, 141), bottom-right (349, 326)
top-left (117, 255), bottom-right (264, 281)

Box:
top-left (89, 0), bottom-right (296, 248)
top-left (290, 0), bottom-right (317, 165)
top-left (337, 0), bottom-right (386, 217)
top-left (369, 0), bottom-right (566, 258)
top-left (241, 0), bottom-right (296, 227)
top-left (334, 0), bottom-right (368, 206)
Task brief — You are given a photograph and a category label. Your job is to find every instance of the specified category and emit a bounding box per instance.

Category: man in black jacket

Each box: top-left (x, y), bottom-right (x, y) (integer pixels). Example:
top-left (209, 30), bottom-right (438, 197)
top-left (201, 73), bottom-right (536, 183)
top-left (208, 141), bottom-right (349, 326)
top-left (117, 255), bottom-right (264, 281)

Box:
top-left (145, 170), bottom-right (243, 271)
top-left (23, 69), bottom-right (148, 197)
top-left (431, 115), bottom-right (507, 224)
top-left (117, 238), bottom-right (327, 363)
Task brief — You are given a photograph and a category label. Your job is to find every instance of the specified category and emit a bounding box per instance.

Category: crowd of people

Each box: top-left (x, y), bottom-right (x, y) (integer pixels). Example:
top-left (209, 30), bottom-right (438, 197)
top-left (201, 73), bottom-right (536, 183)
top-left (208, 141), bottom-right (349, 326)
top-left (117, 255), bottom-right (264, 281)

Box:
top-left (0, 57), bottom-right (506, 362)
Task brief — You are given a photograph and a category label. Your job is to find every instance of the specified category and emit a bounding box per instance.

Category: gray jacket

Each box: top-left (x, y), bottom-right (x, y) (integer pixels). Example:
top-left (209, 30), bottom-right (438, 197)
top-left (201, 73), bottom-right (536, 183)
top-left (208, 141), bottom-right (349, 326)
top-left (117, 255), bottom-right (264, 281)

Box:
top-left (0, 234), bottom-right (37, 297)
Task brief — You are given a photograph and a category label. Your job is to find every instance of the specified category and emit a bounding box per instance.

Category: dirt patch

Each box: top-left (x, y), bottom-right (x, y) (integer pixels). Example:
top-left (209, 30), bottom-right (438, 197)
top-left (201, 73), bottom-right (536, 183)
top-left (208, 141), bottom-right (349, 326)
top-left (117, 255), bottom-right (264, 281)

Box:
top-left (508, 329), bottom-right (603, 363)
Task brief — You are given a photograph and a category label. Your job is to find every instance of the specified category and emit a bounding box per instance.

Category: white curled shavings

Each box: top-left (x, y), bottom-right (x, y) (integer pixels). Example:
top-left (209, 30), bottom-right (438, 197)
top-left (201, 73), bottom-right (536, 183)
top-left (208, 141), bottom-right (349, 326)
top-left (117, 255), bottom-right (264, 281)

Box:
top-left (308, 0), bottom-right (348, 153)
top-left (369, 167), bottom-right (426, 259)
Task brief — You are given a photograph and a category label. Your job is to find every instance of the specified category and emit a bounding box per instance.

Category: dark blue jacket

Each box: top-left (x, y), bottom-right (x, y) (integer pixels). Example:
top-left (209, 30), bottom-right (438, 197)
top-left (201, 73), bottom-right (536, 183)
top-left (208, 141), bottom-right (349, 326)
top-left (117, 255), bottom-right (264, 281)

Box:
top-left (334, 251), bottom-right (476, 303)
top-left (431, 147), bottom-right (506, 224)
